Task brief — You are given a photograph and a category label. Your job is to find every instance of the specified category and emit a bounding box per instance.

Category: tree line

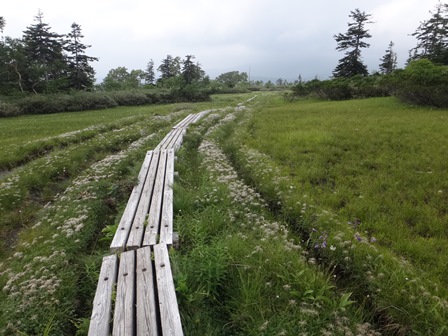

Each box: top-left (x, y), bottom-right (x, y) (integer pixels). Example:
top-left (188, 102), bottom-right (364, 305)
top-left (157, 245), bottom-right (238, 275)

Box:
top-left (0, 10), bottom-right (252, 96)
top-left (0, 10), bottom-right (97, 94)
top-left (2, 3), bottom-right (448, 116)
top-left (101, 55), bottom-right (207, 91)
top-left (332, 3), bottom-right (448, 77)
top-left (291, 2), bottom-right (448, 107)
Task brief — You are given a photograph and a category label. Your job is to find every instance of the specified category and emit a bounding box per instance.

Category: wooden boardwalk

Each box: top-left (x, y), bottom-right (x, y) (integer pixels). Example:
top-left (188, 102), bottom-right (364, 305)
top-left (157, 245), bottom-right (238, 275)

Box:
top-left (89, 111), bottom-right (210, 336)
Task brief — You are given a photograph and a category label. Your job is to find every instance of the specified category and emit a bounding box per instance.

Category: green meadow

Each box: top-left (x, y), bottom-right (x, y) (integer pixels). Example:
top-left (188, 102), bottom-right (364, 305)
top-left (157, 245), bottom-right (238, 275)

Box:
top-left (0, 93), bottom-right (447, 335)
top-left (215, 94), bottom-right (448, 334)
top-left (234, 96), bottom-right (448, 283)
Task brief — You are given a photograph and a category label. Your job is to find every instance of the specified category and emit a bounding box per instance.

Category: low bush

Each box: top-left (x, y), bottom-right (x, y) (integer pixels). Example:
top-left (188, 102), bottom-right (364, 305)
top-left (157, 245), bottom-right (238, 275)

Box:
top-left (0, 86), bottom-right (212, 118)
top-left (386, 59), bottom-right (448, 107)
top-left (174, 86), bottom-right (211, 102)
top-left (66, 92), bottom-right (117, 111)
top-left (291, 76), bottom-right (389, 101)
top-left (17, 95), bottom-right (68, 115)
top-left (0, 101), bottom-right (20, 117)
top-left (14, 93), bottom-right (118, 115)
top-left (108, 91), bottom-right (149, 106)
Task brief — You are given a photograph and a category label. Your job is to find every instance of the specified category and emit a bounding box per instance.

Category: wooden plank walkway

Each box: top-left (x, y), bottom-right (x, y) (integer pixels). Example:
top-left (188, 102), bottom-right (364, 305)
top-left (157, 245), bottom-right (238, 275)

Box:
top-left (89, 111), bottom-right (210, 336)
top-left (88, 245), bottom-right (182, 336)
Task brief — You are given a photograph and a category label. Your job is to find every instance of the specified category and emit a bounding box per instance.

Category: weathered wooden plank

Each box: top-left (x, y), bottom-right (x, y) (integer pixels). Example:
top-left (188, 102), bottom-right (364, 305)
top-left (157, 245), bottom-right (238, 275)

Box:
top-left (113, 251), bottom-right (135, 336)
top-left (126, 151), bottom-right (160, 250)
top-left (183, 113), bottom-right (198, 127)
top-left (155, 130), bottom-right (177, 151)
top-left (172, 114), bottom-right (194, 129)
top-left (192, 109), bottom-right (212, 123)
top-left (158, 130), bottom-right (177, 151)
top-left (173, 129), bottom-right (187, 151)
top-left (191, 114), bottom-right (202, 124)
top-left (154, 244), bottom-right (184, 336)
top-left (143, 150), bottom-right (167, 246)
top-left (136, 246), bottom-right (159, 335)
top-left (165, 129), bottom-right (183, 150)
top-left (110, 151), bottom-right (153, 252)
top-left (88, 255), bottom-right (118, 336)
top-left (160, 149), bottom-right (174, 246)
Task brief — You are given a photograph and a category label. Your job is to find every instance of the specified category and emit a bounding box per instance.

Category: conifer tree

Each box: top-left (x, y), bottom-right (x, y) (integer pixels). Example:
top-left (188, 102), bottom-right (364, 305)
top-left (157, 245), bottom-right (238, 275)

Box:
top-left (22, 10), bottom-right (67, 92)
top-left (379, 41), bottom-right (398, 74)
top-left (181, 55), bottom-right (204, 84)
top-left (333, 9), bottom-right (372, 78)
top-left (144, 59), bottom-right (155, 84)
top-left (409, 2), bottom-right (448, 65)
top-left (65, 22), bottom-right (98, 90)
top-left (158, 55), bottom-right (181, 80)
top-left (0, 17), bottom-right (5, 36)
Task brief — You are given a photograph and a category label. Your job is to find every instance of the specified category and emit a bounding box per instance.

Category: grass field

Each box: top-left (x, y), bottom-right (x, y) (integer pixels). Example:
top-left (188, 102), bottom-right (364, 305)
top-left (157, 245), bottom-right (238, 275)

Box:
top-left (0, 93), bottom-right (447, 335)
top-left (237, 96), bottom-right (448, 282)
top-left (216, 94), bottom-right (448, 334)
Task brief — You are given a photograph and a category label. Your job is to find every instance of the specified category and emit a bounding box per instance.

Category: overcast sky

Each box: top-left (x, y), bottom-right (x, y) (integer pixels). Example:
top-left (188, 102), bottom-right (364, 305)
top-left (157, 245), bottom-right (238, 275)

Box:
top-left (1, 0), bottom-right (442, 82)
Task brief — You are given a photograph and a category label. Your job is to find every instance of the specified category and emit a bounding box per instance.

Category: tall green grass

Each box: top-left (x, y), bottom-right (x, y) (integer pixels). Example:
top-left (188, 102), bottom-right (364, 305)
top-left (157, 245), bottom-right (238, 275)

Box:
top-left (170, 103), bottom-right (380, 335)
top-left (237, 96), bottom-right (447, 282)
top-left (217, 95), bottom-right (448, 334)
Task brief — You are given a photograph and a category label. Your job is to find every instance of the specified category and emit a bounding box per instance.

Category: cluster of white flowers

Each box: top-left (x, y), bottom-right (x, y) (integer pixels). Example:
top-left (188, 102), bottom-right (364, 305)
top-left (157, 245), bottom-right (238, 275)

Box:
top-left (198, 104), bottom-right (304, 253)
top-left (0, 116), bottom-right (169, 330)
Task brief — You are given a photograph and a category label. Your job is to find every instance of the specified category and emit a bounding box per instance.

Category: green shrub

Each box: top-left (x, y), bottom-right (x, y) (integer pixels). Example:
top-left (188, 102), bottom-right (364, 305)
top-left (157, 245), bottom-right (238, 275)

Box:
top-left (0, 101), bottom-right (21, 117)
top-left (387, 59), bottom-right (448, 107)
top-left (350, 74), bottom-right (389, 98)
top-left (17, 95), bottom-right (69, 115)
top-left (174, 86), bottom-right (211, 102)
top-left (1, 86), bottom-right (210, 117)
top-left (65, 92), bottom-right (117, 111)
top-left (291, 83), bottom-right (310, 97)
top-left (291, 76), bottom-right (389, 101)
top-left (15, 92), bottom-right (118, 115)
top-left (109, 91), bottom-right (149, 106)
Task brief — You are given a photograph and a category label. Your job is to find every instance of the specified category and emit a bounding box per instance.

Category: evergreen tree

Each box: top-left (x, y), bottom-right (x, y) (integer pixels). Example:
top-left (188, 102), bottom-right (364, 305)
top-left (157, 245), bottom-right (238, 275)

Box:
top-left (409, 2), bottom-right (448, 65)
top-left (65, 22), bottom-right (98, 90)
top-left (157, 55), bottom-right (181, 80)
top-left (379, 41), bottom-right (397, 74)
top-left (22, 10), bottom-right (67, 93)
top-left (0, 17), bottom-right (5, 37)
top-left (333, 9), bottom-right (372, 78)
top-left (144, 59), bottom-right (155, 84)
top-left (181, 55), bottom-right (204, 84)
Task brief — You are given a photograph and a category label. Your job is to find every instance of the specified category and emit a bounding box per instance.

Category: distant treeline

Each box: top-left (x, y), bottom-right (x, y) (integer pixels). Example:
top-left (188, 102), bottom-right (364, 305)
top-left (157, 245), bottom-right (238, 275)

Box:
top-left (2, 2), bottom-right (448, 116)
top-left (289, 59), bottom-right (448, 108)
top-left (291, 2), bottom-right (448, 108)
